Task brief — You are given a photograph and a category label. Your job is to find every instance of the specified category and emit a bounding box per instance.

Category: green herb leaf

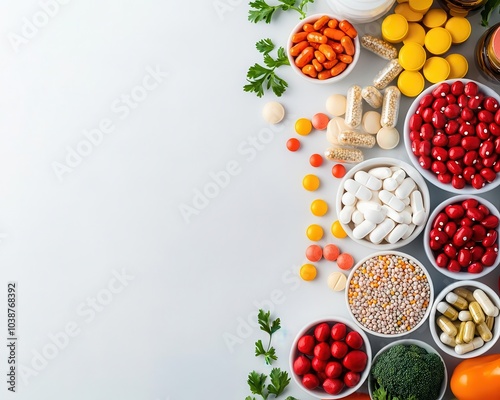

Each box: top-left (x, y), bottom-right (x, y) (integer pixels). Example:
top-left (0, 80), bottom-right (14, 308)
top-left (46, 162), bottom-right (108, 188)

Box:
top-left (248, 0), bottom-right (279, 23)
top-left (256, 38), bottom-right (275, 54)
top-left (481, 0), bottom-right (500, 26)
top-left (245, 397), bottom-right (256, 400)
top-left (254, 339), bottom-right (266, 357)
top-left (248, 371), bottom-right (267, 396)
top-left (284, 397), bottom-right (299, 400)
top-left (264, 347), bottom-right (277, 365)
top-left (267, 368), bottom-right (291, 397)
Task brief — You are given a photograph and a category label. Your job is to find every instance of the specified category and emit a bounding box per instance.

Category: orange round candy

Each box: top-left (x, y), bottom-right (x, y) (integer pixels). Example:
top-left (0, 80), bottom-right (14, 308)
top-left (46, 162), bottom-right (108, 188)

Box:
top-left (332, 164), bottom-right (346, 178)
top-left (306, 244), bottom-right (323, 262)
top-left (323, 244), bottom-right (340, 261)
top-left (310, 153), bottom-right (323, 167)
top-left (286, 138), bottom-right (300, 151)
top-left (312, 113), bottom-right (329, 130)
top-left (337, 253), bottom-right (354, 270)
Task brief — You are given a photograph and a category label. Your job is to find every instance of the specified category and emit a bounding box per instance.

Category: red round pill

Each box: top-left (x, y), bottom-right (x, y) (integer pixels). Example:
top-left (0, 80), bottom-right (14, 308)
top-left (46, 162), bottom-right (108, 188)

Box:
top-left (323, 244), bottom-right (340, 261)
top-left (312, 113), bottom-right (329, 130)
top-left (310, 154), bottom-right (323, 167)
top-left (332, 164), bottom-right (346, 178)
top-left (286, 138), bottom-right (300, 152)
top-left (306, 244), bottom-right (323, 262)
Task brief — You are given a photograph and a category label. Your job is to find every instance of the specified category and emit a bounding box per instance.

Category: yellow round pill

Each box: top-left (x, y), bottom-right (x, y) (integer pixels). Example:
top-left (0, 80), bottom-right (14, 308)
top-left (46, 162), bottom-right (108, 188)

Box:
top-left (300, 264), bottom-right (317, 281)
top-left (382, 14), bottom-right (409, 43)
top-left (397, 70), bottom-right (425, 97)
top-left (423, 8), bottom-right (448, 28)
top-left (295, 118), bottom-right (312, 135)
top-left (446, 53), bottom-right (469, 79)
top-left (409, 0), bottom-right (432, 13)
top-left (395, 3), bottom-right (424, 21)
top-left (307, 224), bottom-right (324, 241)
top-left (310, 199), bottom-right (328, 216)
top-left (303, 174), bottom-right (320, 191)
top-left (398, 41), bottom-right (427, 71)
top-left (331, 220), bottom-right (347, 239)
top-left (445, 17), bottom-right (471, 44)
top-left (403, 22), bottom-right (426, 46)
top-left (423, 57), bottom-right (450, 83)
top-left (425, 27), bottom-right (452, 55)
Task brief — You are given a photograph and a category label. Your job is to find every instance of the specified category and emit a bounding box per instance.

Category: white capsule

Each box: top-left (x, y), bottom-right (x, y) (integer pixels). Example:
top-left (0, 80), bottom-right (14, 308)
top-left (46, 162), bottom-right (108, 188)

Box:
top-left (382, 205), bottom-right (405, 224)
top-left (368, 218), bottom-right (395, 244)
top-left (354, 170), bottom-right (382, 190)
top-left (368, 167), bottom-right (392, 179)
top-left (356, 200), bottom-right (382, 213)
top-left (395, 177), bottom-right (416, 199)
top-left (401, 206), bottom-right (412, 225)
top-left (440, 332), bottom-right (457, 347)
top-left (339, 205), bottom-right (355, 224)
top-left (410, 190), bottom-right (426, 226)
top-left (401, 223), bottom-right (416, 240)
top-left (341, 192), bottom-right (357, 206)
top-left (363, 206), bottom-right (387, 224)
top-left (402, 197), bottom-right (411, 206)
top-left (383, 177), bottom-right (399, 192)
top-left (351, 210), bottom-right (364, 225)
top-left (473, 289), bottom-right (499, 317)
top-left (392, 168), bottom-right (406, 184)
top-left (344, 179), bottom-right (372, 201)
top-left (458, 310), bottom-right (472, 322)
top-left (352, 220), bottom-right (376, 239)
top-left (379, 190), bottom-right (405, 212)
top-left (455, 337), bottom-right (484, 355)
top-left (386, 223), bottom-right (409, 244)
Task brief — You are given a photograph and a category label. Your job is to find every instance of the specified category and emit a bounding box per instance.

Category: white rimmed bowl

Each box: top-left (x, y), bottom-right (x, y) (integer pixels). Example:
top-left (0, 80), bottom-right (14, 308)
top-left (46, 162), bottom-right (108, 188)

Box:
top-left (403, 78), bottom-right (500, 194)
top-left (424, 195), bottom-right (500, 280)
top-left (368, 339), bottom-right (447, 400)
top-left (429, 280), bottom-right (500, 358)
top-left (335, 157), bottom-right (430, 250)
top-left (289, 316), bottom-right (372, 399)
top-left (345, 251), bottom-right (434, 338)
top-left (287, 14), bottom-right (360, 84)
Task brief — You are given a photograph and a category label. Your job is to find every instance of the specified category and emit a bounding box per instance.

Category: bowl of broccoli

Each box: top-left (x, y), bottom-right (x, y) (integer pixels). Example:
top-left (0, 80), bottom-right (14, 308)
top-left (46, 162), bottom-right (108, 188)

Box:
top-left (368, 339), bottom-right (447, 400)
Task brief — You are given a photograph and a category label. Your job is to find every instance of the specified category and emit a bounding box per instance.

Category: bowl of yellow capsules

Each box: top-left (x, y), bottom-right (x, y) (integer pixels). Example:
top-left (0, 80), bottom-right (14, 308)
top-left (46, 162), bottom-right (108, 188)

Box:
top-left (429, 280), bottom-right (500, 358)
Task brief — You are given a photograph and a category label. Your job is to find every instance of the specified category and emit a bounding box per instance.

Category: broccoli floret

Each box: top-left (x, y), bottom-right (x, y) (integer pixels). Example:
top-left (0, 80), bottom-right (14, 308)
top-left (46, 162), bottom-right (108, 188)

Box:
top-left (371, 344), bottom-right (444, 400)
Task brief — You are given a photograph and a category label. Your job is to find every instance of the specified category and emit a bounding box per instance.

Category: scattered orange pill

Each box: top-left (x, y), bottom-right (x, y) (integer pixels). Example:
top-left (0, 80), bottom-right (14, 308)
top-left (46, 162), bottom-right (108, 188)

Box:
top-left (337, 253), bottom-right (354, 270)
top-left (286, 138), bottom-right (301, 152)
top-left (309, 153), bottom-right (323, 167)
top-left (331, 220), bottom-right (347, 238)
top-left (306, 244), bottom-right (323, 262)
top-left (323, 244), bottom-right (340, 261)
top-left (295, 118), bottom-right (313, 135)
top-left (332, 163), bottom-right (347, 178)
top-left (312, 112), bottom-right (330, 130)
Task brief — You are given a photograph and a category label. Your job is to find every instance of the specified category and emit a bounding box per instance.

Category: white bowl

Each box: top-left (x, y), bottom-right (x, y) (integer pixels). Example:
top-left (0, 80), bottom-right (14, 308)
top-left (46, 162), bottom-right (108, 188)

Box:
top-left (287, 14), bottom-right (360, 84)
top-left (345, 251), bottom-right (434, 338)
top-left (368, 339), bottom-right (447, 400)
top-left (429, 280), bottom-right (500, 359)
top-left (335, 157), bottom-right (430, 250)
top-left (424, 195), bottom-right (500, 280)
top-left (289, 316), bottom-right (372, 399)
top-left (403, 78), bottom-right (500, 194)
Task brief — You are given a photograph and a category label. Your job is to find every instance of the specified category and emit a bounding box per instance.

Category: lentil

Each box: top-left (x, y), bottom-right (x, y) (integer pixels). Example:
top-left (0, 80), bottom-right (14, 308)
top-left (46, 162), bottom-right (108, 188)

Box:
top-left (360, 35), bottom-right (398, 60)
top-left (347, 254), bottom-right (431, 335)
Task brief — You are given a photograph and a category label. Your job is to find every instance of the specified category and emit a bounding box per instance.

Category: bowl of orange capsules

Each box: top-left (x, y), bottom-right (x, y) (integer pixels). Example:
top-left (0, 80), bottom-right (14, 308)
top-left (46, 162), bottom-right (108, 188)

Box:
top-left (287, 14), bottom-right (360, 83)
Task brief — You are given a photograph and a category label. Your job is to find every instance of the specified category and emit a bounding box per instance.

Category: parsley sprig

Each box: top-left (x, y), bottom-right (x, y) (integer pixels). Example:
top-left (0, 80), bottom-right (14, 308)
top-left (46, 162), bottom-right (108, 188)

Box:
top-left (254, 309), bottom-right (281, 364)
top-left (481, 0), bottom-right (500, 26)
top-left (244, 39), bottom-right (290, 98)
top-left (245, 369), bottom-right (298, 400)
top-left (248, 0), bottom-right (315, 23)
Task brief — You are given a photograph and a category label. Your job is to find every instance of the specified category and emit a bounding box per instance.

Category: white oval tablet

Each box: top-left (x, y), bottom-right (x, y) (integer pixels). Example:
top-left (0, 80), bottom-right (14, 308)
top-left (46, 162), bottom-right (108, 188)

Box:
top-left (368, 167), bottom-right (392, 179)
top-left (352, 210), bottom-right (365, 225)
top-left (369, 218), bottom-right (395, 244)
top-left (362, 110), bottom-right (382, 134)
top-left (354, 170), bottom-right (382, 190)
top-left (386, 223), bottom-right (409, 244)
top-left (353, 220), bottom-right (376, 239)
top-left (341, 192), bottom-right (356, 206)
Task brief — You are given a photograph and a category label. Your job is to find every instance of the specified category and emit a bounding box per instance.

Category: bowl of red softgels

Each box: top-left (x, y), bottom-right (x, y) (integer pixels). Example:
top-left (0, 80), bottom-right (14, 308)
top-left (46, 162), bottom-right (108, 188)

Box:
top-left (424, 195), bottom-right (500, 280)
top-left (404, 79), bottom-right (500, 194)
top-left (289, 316), bottom-right (371, 399)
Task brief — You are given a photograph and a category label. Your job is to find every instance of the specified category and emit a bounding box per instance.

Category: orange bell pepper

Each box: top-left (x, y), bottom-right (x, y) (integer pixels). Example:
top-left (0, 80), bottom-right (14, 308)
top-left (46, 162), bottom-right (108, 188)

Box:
top-left (330, 393), bottom-right (370, 400)
top-left (450, 354), bottom-right (500, 400)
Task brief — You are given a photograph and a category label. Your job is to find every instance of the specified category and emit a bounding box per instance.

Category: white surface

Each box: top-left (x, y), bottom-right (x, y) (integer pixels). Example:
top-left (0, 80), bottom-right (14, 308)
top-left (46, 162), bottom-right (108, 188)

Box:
top-left (0, 1), bottom-right (499, 400)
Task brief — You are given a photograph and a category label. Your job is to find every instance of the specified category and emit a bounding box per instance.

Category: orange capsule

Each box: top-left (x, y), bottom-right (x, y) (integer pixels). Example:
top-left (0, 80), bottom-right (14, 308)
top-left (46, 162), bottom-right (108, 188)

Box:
top-left (314, 50), bottom-right (326, 63)
top-left (312, 59), bottom-right (324, 72)
top-left (318, 44), bottom-right (336, 61)
top-left (341, 35), bottom-right (355, 56)
top-left (310, 42), bottom-right (320, 50)
top-left (307, 32), bottom-right (328, 44)
top-left (324, 28), bottom-right (345, 41)
top-left (291, 31), bottom-right (308, 43)
top-left (302, 64), bottom-right (317, 78)
top-left (295, 46), bottom-right (314, 68)
top-left (313, 15), bottom-right (330, 31)
top-left (302, 23), bottom-right (315, 32)
top-left (329, 41), bottom-right (345, 54)
top-left (323, 59), bottom-right (338, 69)
top-left (290, 40), bottom-right (309, 57)
top-left (331, 62), bottom-right (347, 77)
top-left (339, 20), bottom-right (358, 38)
top-left (328, 18), bottom-right (339, 29)
top-left (318, 69), bottom-right (332, 80)
top-left (338, 54), bottom-right (353, 64)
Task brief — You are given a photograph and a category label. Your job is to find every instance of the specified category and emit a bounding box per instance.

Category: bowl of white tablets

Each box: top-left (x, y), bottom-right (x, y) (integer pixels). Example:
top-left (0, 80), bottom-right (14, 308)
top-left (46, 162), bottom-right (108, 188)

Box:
top-left (335, 157), bottom-right (430, 250)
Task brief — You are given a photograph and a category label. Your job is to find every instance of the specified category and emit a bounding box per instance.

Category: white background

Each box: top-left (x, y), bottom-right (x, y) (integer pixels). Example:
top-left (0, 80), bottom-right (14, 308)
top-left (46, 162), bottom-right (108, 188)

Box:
top-left (0, 1), bottom-right (499, 399)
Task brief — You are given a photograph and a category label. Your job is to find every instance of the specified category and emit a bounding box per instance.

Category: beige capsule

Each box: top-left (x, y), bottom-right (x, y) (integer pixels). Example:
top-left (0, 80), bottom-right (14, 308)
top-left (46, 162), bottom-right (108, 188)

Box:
top-left (360, 35), bottom-right (398, 60)
top-left (373, 59), bottom-right (403, 90)
top-left (325, 146), bottom-right (364, 163)
top-left (338, 130), bottom-right (376, 148)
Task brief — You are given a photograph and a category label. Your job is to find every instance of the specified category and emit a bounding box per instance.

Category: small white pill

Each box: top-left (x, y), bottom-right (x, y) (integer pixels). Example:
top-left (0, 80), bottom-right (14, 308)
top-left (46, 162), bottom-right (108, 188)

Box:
top-left (410, 190), bottom-right (426, 226)
top-left (455, 337), bottom-right (484, 355)
top-left (395, 177), bottom-right (416, 199)
top-left (341, 192), bottom-right (356, 206)
top-left (344, 179), bottom-right (372, 201)
top-left (383, 177), bottom-right (399, 191)
top-left (369, 218), bottom-right (395, 244)
top-left (339, 205), bottom-right (355, 224)
top-left (352, 210), bottom-right (364, 225)
top-left (392, 168), bottom-right (406, 184)
top-left (363, 207), bottom-right (387, 224)
top-left (386, 223), bottom-right (409, 244)
top-left (401, 223), bottom-right (416, 240)
top-left (353, 220), bottom-right (376, 239)
top-left (376, 126), bottom-right (400, 149)
top-left (262, 101), bottom-right (285, 124)
top-left (473, 289), bottom-right (499, 317)
top-left (371, 191), bottom-right (382, 204)
top-left (379, 190), bottom-right (405, 212)
top-left (326, 94), bottom-right (347, 117)
top-left (382, 205), bottom-right (405, 223)
top-left (368, 167), bottom-right (392, 179)
top-left (458, 310), bottom-right (472, 322)
top-left (354, 170), bottom-right (382, 190)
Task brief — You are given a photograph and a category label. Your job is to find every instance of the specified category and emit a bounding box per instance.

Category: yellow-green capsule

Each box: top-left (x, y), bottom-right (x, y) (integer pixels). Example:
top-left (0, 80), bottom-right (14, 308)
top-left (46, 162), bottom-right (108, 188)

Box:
top-left (437, 315), bottom-right (458, 337)
top-left (453, 287), bottom-right (475, 303)
top-left (437, 301), bottom-right (459, 320)
top-left (476, 321), bottom-right (493, 342)
top-left (469, 301), bottom-right (486, 324)
top-left (446, 292), bottom-right (469, 310)
top-left (463, 320), bottom-right (476, 343)
top-left (455, 321), bottom-right (466, 344)
top-left (486, 315), bottom-right (495, 331)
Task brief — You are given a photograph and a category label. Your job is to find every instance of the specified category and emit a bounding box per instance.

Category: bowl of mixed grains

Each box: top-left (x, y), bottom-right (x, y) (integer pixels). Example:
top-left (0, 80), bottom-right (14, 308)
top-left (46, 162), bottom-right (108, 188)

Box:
top-left (345, 251), bottom-right (434, 338)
